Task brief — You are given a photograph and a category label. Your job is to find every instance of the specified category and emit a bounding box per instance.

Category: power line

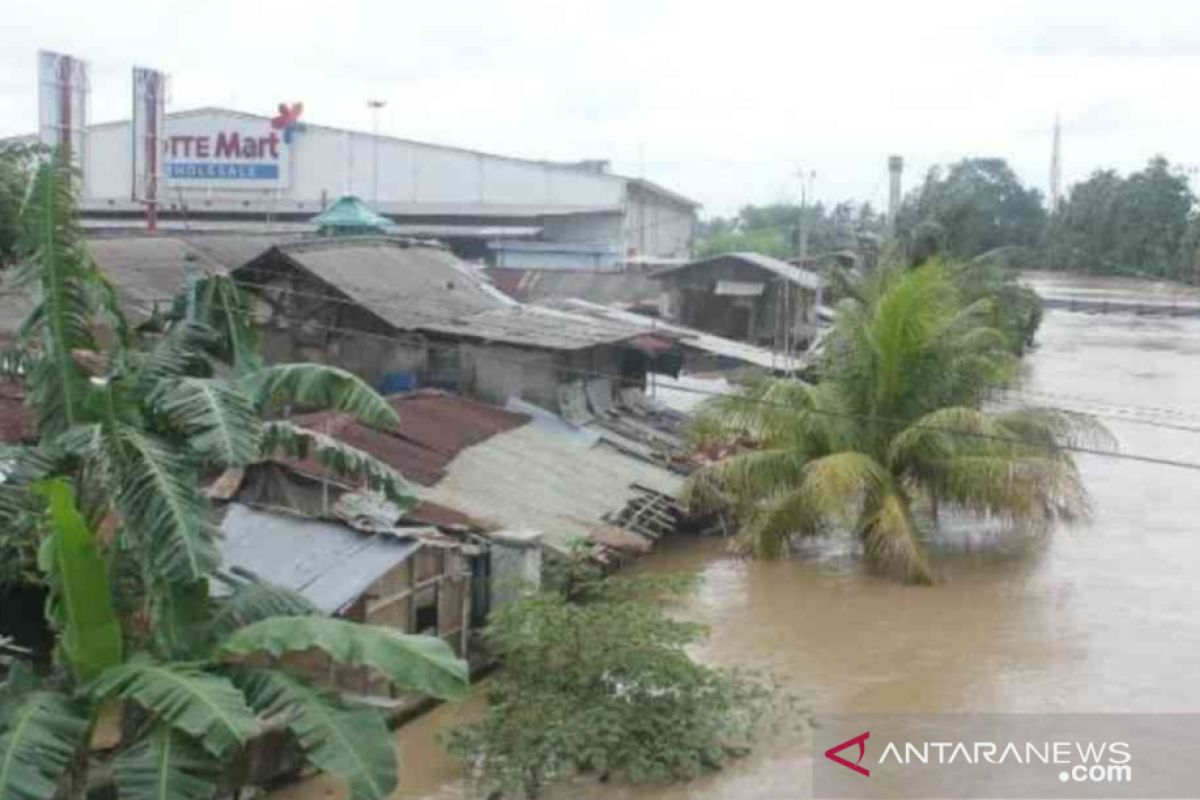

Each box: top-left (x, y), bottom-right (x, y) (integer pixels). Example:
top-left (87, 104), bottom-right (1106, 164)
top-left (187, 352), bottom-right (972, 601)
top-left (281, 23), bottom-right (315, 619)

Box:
top-left (997, 388), bottom-right (1200, 423)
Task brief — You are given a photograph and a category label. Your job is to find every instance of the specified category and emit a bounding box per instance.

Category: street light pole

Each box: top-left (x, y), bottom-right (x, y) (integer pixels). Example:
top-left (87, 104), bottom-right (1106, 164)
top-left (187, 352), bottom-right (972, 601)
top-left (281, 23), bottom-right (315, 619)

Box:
top-left (367, 99), bottom-right (386, 206)
top-left (789, 169), bottom-right (816, 373)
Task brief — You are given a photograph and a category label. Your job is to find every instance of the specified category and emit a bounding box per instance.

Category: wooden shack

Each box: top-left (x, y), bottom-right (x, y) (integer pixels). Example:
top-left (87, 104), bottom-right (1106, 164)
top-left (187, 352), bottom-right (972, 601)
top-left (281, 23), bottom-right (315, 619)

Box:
top-left (652, 252), bottom-right (823, 348)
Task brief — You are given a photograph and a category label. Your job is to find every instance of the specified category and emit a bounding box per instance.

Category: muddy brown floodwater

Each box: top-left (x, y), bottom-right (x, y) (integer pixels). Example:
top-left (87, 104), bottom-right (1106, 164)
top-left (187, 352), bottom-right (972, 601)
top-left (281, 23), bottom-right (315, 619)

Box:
top-left (274, 286), bottom-right (1200, 800)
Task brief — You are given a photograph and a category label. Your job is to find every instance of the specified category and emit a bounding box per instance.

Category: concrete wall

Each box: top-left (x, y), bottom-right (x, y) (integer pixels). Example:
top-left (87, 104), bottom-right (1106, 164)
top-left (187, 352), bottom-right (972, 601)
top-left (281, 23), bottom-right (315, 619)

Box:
top-left (624, 183), bottom-right (696, 259)
top-left (488, 530), bottom-right (543, 611)
top-left (459, 342), bottom-right (559, 407)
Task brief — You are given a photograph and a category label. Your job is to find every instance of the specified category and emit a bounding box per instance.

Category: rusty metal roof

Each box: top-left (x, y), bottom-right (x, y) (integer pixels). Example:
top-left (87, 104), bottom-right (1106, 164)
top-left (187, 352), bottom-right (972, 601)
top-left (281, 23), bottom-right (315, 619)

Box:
top-left (289, 390), bottom-right (529, 486)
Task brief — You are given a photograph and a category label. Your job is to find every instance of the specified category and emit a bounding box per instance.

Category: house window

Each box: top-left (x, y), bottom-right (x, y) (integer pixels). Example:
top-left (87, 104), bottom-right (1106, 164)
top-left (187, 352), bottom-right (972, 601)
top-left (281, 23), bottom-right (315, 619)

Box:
top-left (413, 585), bottom-right (438, 635)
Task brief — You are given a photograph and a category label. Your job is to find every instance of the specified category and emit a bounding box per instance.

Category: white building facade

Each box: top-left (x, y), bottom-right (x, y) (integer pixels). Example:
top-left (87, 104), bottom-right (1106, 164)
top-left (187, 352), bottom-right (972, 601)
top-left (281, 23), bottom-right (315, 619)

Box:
top-left (17, 107), bottom-right (699, 268)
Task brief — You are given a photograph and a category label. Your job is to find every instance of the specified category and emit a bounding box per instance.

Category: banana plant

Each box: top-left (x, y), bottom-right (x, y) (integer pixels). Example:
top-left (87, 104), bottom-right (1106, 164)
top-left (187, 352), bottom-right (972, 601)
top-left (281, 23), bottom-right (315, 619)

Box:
top-left (0, 157), bottom-right (468, 800)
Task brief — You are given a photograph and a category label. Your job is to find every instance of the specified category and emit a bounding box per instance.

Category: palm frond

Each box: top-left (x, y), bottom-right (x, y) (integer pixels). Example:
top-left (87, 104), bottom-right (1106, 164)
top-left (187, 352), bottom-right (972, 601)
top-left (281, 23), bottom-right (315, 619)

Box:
top-left (698, 376), bottom-right (819, 443)
top-left (862, 491), bottom-right (932, 584)
top-left (192, 274), bottom-right (261, 371)
top-left (89, 657), bottom-right (261, 758)
top-left (0, 485), bottom-right (43, 584)
top-left (934, 454), bottom-right (1089, 525)
top-left (113, 728), bottom-right (218, 800)
top-left (259, 421), bottom-right (413, 508)
top-left (32, 479), bottom-right (123, 683)
top-left (109, 425), bottom-right (219, 583)
top-left (0, 341), bottom-right (41, 379)
top-left (683, 447), bottom-right (810, 515)
top-left (994, 406), bottom-right (1116, 451)
top-left (795, 451), bottom-right (891, 522)
top-left (243, 363), bottom-right (397, 431)
top-left (738, 488), bottom-right (824, 559)
top-left (0, 689), bottom-right (88, 800)
top-left (0, 444), bottom-right (59, 485)
top-left (732, 451), bottom-right (892, 559)
top-left (135, 323), bottom-right (216, 393)
top-left (219, 616), bottom-right (468, 700)
top-left (236, 669), bottom-right (397, 800)
top-left (208, 577), bottom-right (320, 642)
top-left (15, 161), bottom-right (107, 438)
top-left (888, 406), bottom-right (1009, 475)
top-left (52, 423), bottom-right (104, 461)
top-left (150, 377), bottom-right (261, 466)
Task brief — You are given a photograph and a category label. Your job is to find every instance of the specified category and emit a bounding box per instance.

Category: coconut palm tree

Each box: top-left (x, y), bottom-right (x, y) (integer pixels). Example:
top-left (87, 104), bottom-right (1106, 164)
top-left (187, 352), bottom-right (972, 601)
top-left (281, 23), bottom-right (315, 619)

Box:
top-left (0, 159), bottom-right (468, 800)
top-left (686, 262), bottom-right (1105, 584)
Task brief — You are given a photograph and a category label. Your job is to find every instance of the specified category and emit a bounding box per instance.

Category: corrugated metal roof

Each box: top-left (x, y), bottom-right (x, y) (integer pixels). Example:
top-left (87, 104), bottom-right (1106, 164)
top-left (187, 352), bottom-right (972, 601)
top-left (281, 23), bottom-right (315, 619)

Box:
top-left (540, 298), bottom-right (806, 372)
top-left (218, 503), bottom-right (422, 614)
top-left (0, 233), bottom-right (305, 337)
top-left (258, 238), bottom-right (507, 329)
top-left (87, 237), bottom-right (219, 320)
top-left (654, 251), bottom-right (823, 291)
top-left (485, 267), bottom-right (664, 307)
top-left (290, 390), bottom-right (529, 487)
top-left (236, 238), bottom-right (658, 352)
top-left (419, 423), bottom-right (683, 550)
top-left (420, 303), bottom-right (647, 351)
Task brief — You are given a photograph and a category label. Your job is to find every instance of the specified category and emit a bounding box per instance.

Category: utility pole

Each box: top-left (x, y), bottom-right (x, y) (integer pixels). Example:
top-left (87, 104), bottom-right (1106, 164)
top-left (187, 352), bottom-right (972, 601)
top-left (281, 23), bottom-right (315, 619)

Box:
top-left (183, 253), bottom-right (199, 323)
top-left (1049, 114), bottom-right (1062, 213)
top-left (887, 155), bottom-right (903, 234)
top-left (367, 99), bottom-right (386, 206)
top-left (790, 169), bottom-right (816, 373)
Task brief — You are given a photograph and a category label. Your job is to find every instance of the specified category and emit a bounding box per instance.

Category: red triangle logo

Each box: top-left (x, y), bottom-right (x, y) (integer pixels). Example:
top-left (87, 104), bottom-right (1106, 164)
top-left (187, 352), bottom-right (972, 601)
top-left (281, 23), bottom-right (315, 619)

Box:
top-left (825, 731), bottom-right (871, 777)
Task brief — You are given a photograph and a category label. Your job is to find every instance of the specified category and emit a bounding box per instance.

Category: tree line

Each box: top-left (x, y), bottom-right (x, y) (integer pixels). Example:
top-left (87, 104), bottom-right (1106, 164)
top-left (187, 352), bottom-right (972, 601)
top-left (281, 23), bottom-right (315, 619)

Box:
top-left (700, 156), bottom-right (1200, 283)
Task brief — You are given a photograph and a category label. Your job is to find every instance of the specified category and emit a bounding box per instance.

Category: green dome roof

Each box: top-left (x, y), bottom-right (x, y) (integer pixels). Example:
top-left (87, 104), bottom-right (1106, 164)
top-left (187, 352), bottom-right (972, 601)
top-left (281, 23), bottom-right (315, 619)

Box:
top-left (312, 195), bottom-right (393, 235)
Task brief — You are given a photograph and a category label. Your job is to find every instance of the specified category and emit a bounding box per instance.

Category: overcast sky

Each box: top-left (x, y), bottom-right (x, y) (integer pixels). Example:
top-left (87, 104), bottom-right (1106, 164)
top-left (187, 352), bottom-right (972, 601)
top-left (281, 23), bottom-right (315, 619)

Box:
top-left (2, 0), bottom-right (1198, 216)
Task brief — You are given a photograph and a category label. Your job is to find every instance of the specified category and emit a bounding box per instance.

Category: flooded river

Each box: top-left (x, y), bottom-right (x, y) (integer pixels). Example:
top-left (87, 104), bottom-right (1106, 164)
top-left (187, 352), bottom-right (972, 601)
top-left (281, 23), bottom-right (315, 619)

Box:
top-left (275, 284), bottom-right (1200, 800)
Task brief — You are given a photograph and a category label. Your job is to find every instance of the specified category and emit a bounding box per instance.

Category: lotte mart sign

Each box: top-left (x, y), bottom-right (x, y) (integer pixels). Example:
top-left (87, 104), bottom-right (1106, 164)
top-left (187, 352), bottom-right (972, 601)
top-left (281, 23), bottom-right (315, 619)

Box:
top-left (162, 105), bottom-right (302, 188)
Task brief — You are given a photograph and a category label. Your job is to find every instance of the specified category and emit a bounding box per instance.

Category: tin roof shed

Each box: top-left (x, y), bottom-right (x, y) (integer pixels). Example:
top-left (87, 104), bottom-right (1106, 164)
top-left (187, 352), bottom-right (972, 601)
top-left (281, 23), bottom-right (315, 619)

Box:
top-left (218, 503), bottom-right (423, 614)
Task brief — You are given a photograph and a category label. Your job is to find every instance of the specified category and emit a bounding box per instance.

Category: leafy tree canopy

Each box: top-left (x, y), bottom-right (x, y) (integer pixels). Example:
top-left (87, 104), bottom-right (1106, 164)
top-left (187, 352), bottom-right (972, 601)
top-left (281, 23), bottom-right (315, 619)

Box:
top-left (698, 201), bottom-right (884, 259)
top-left (446, 549), bottom-right (778, 798)
top-left (1041, 156), bottom-right (1198, 280)
top-left (897, 158), bottom-right (1046, 261)
top-left (0, 157), bottom-right (468, 800)
top-left (686, 262), bottom-right (1104, 583)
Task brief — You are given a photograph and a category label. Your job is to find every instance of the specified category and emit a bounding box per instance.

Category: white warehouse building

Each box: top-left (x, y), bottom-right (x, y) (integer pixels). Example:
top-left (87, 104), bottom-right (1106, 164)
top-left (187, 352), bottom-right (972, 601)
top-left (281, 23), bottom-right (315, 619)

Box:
top-left (11, 107), bottom-right (699, 268)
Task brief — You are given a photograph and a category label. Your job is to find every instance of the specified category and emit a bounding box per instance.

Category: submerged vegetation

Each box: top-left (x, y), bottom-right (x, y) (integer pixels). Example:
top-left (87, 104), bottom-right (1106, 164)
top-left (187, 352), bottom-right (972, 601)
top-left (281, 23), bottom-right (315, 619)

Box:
top-left (448, 549), bottom-right (776, 798)
top-left (0, 158), bottom-right (468, 800)
top-left (687, 261), bottom-right (1108, 583)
